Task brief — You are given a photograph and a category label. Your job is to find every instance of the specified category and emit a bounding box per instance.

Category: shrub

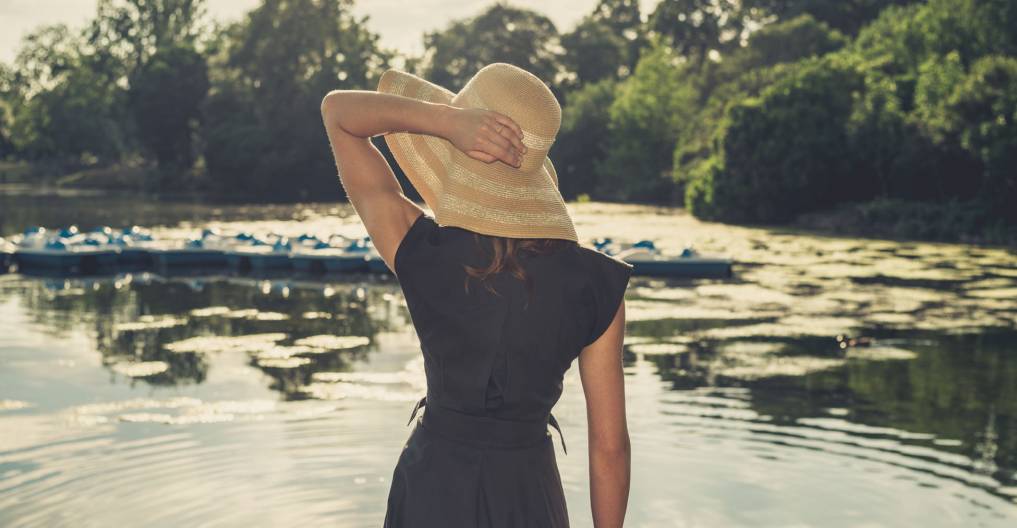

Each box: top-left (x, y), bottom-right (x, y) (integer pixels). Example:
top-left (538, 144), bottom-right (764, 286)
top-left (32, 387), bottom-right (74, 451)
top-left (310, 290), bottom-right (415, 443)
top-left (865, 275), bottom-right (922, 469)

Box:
top-left (691, 55), bottom-right (864, 223)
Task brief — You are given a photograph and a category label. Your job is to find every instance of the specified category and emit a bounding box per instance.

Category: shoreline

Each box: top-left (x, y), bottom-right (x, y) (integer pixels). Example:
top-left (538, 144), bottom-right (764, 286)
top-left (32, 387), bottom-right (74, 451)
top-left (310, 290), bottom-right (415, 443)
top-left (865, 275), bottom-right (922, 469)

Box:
top-left (3, 161), bottom-right (1015, 250)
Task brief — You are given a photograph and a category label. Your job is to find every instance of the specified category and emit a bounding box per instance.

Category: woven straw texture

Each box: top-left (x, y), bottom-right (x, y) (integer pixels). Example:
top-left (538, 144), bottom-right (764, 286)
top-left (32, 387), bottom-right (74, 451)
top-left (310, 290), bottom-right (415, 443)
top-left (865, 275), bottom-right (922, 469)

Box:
top-left (377, 63), bottom-right (578, 242)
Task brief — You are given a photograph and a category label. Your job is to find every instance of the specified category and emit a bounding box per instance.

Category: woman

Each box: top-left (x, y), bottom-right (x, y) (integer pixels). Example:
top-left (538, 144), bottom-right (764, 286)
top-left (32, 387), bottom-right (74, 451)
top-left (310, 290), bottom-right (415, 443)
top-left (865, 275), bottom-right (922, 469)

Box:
top-left (320, 63), bottom-right (632, 527)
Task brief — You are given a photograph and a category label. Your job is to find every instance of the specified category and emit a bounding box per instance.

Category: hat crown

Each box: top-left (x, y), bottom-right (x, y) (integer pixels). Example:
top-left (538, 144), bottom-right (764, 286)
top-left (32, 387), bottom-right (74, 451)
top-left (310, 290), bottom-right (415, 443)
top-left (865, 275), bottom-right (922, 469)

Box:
top-left (452, 63), bottom-right (562, 151)
top-left (376, 63), bottom-right (578, 242)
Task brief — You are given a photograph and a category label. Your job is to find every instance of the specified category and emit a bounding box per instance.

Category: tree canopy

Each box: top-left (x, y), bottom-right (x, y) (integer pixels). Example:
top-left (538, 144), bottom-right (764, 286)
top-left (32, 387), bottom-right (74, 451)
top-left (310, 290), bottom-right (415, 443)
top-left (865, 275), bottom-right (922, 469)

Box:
top-left (1, 0), bottom-right (1015, 240)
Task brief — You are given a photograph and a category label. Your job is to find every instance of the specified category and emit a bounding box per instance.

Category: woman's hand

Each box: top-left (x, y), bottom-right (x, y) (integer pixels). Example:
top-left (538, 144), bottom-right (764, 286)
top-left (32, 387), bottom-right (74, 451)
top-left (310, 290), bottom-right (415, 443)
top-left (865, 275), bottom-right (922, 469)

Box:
top-left (442, 107), bottom-right (527, 167)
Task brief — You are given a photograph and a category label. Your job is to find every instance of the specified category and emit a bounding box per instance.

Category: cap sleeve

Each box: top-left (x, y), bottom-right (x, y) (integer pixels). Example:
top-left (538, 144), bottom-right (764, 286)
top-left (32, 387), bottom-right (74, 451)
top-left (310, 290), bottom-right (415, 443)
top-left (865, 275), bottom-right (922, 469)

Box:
top-left (583, 248), bottom-right (635, 347)
top-left (393, 212), bottom-right (438, 281)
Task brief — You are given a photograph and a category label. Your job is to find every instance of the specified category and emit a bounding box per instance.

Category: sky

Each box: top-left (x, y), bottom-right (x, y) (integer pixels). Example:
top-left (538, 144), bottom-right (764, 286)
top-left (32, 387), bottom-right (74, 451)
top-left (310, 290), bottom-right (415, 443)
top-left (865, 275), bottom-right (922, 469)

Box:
top-left (0, 0), bottom-right (659, 64)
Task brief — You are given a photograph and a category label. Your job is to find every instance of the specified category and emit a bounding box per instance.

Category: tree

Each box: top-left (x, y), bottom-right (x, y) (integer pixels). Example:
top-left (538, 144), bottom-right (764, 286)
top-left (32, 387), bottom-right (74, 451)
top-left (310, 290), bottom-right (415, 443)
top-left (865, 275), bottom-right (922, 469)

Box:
top-left (594, 0), bottom-right (647, 69)
top-left (550, 78), bottom-right (618, 199)
top-left (87, 0), bottom-right (209, 78)
top-left (6, 24), bottom-right (130, 164)
top-left (731, 13), bottom-right (847, 71)
top-left (744, 0), bottom-right (922, 36)
top-left (128, 44), bottom-right (209, 175)
top-left (204, 0), bottom-right (392, 200)
top-left (647, 0), bottom-right (749, 69)
top-left (689, 56), bottom-right (865, 222)
top-left (560, 0), bottom-right (648, 91)
top-left (6, 25), bottom-right (82, 99)
top-left (597, 42), bottom-right (698, 202)
top-left (672, 14), bottom-right (846, 193)
top-left (0, 66), bottom-right (14, 159)
top-left (945, 56), bottom-right (1017, 220)
top-left (420, 4), bottom-right (563, 92)
top-left (561, 18), bottom-right (629, 88)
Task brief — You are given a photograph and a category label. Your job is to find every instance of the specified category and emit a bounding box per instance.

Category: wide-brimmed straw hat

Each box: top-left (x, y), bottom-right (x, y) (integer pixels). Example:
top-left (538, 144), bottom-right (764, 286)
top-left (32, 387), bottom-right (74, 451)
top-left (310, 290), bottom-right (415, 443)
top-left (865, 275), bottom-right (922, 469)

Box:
top-left (377, 62), bottom-right (578, 242)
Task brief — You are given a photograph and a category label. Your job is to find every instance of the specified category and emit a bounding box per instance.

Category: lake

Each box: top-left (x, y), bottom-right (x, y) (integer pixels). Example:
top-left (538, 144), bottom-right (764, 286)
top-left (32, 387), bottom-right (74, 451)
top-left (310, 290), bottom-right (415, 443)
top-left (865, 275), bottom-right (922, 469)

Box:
top-left (2, 188), bottom-right (1016, 527)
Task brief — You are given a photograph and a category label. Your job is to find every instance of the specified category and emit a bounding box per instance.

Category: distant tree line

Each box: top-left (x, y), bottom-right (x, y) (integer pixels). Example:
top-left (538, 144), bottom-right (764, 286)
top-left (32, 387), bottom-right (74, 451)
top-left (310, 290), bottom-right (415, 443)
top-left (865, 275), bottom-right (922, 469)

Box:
top-left (0, 0), bottom-right (1014, 233)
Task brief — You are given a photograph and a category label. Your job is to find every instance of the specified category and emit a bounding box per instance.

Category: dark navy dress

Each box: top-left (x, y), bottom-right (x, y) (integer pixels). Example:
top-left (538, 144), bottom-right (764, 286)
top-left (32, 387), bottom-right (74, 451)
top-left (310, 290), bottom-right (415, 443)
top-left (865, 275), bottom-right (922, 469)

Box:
top-left (383, 212), bottom-right (633, 528)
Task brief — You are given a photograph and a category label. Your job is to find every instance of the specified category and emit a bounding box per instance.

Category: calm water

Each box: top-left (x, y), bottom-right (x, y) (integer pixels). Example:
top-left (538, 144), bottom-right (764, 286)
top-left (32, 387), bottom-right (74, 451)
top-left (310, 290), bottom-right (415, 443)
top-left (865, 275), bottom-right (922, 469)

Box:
top-left (2, 188), bottom-right (1017, 527)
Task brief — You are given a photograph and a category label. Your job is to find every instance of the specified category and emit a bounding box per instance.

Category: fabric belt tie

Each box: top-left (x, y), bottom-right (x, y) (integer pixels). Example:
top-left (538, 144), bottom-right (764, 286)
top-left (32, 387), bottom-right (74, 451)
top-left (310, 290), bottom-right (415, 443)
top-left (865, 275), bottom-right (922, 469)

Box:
top-left (406, 396), bottom-right (567, 455)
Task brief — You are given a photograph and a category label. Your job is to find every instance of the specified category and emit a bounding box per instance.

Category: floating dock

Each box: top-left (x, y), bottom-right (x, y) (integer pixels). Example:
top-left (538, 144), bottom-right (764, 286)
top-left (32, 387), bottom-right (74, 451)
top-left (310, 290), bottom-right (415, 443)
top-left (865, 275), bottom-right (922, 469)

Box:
top-left (5, 226), bottom-right (734, 279)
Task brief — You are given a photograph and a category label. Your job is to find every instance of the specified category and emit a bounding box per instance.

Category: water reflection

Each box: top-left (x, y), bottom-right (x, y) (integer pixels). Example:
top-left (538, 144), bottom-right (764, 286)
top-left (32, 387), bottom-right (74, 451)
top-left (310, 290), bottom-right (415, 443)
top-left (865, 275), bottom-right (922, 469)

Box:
top-left (1, 196), bottom-right (1016, 526)
top-left (5, 273), bottom-right (401, 396)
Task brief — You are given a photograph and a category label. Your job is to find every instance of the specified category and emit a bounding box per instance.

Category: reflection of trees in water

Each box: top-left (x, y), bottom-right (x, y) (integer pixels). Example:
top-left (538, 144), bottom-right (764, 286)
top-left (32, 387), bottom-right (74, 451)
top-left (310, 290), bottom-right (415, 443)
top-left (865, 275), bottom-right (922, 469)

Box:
top-left (7, 274), bottom-right (402, 396)
top-left (841, 331), bottom-right (1017, 487)
top-left (259, 346), bottom-right (373, 400)
top-left (642, 327), bottom-right (1017, 493)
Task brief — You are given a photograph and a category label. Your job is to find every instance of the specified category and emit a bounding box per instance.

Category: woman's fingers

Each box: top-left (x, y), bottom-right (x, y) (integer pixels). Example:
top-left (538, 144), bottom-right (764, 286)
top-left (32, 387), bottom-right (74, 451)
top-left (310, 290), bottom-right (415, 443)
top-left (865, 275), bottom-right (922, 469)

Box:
top-left (476, 136), bottom-right (521, 167)
top-left (489, 114), bottom-right (527, 155)
top-left (483, 125), bottom-right (514, 154)
top-left (467, 150), bottom-right (497, 163)
top-left (491, 112), bottom-right (524, 140)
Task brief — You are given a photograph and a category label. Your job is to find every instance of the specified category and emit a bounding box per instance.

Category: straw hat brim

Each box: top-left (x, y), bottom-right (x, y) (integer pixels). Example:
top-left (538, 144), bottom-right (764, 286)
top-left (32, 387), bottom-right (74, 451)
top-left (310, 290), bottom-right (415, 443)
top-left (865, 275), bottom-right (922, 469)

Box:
top-left (377, 69), bottom-right (577, 242)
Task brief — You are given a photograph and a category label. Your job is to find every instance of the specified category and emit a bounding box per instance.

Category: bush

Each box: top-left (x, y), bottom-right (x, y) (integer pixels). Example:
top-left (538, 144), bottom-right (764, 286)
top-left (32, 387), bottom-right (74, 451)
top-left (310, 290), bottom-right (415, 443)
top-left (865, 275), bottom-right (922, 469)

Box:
top-left (550, 78), bottom-right (617, 200)
top-left (675, 14), bottom-right (847, 197)
top-left (844, 71), bottom-right (977, 202)
top-left (945, 55), bottom-right (1017, 220)
top-left (690, 55), bottom-right (864, 223)
top-left (596, 41), bottom-right (697, 203)
top-left (128, 45), bottom-right (209, 175)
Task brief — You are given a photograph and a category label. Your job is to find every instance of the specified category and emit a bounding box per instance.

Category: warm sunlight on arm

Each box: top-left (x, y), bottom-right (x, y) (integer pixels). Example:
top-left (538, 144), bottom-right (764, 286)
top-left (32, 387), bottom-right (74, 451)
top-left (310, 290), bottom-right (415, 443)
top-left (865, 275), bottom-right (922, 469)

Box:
top-left (578, 299), bottom-right (631, 528)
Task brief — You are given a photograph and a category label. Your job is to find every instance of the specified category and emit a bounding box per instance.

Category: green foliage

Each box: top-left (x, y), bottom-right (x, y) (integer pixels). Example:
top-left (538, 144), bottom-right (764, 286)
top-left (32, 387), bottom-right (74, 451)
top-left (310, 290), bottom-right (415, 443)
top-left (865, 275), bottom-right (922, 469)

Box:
top-left (550, 78), bottom-right (617, 200)
top-left (11, 66), bottom-right (129, 164)
top-left (0, 104), bottom-right (14, 161)
top-left (588, 0), bottom-right (647, 73)
top-left (845, 74), bottom-right (906, 200)
top-left (913, 51), bottom-right (966, 139)
top-left (128, 44), bottom-right (209, 175)
top-left (0, 64), bottom-right (17, 160)
top-left (944, 55), bottom-right (1017, 220)
top-left (202, 78), bottom-right (270, 195)
top-left (687, 0), bottom-right (1016, 233)
top-left (203, 0), bottom-right (391, 200)
top-left (679, 15), bottom-right (849, 210)
top-left (89, 0), bottom-right (209, 78)
top-left (745, 0), bottom-right (922, 36)
top-left (0, 0), bottom-right (1014, 234)
top-left (841, 72), bottom-right (969, 202)
top-left (647, 0), bottom-right (748, 67)
top-left (6, 25), bottom-right (130, 164)
top-left (733, 14), bottom-right (848, 72)
top-left (560, 18), bottom-right (629, 87)
top-left (561, 0), bottom-right (647, 89)
top-left (835, 198), bottom-right (1017, 244)
top-left (420, 4), bottom-right (562, 92)
top-left (852, 0), bottom-right (1009, 88)
top-left (693, 55), bottom-right (864, 222)
top-left (597, 42), bottom-right (698, 202)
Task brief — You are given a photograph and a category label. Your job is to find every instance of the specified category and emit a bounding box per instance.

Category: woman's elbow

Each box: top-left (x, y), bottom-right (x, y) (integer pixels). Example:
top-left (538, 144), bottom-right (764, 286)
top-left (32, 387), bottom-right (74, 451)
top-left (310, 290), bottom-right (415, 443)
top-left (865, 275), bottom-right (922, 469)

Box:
top-left (320, 91), bottom-right (343, 119)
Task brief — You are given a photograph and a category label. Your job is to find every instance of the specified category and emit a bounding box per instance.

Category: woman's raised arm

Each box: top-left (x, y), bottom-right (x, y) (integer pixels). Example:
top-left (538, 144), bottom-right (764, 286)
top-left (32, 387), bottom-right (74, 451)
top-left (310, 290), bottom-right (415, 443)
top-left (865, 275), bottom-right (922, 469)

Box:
top-left (321, 90), bottom-right (449, 141)
top-left (319, 89), bottom-right (525, 275)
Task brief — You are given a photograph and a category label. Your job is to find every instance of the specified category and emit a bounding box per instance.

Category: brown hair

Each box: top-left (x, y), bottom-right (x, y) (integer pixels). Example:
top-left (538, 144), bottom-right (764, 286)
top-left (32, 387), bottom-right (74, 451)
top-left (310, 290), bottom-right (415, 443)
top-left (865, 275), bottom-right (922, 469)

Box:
top-left (464, 234), bottom-right (575, 303)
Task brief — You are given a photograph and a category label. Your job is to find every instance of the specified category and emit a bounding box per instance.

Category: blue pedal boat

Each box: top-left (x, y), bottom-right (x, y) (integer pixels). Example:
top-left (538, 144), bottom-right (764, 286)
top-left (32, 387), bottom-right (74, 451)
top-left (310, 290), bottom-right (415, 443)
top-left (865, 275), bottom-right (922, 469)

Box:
top-left (224, 235), bottom-right (294, 272)
top-left (290, 236), bottom-right (372, 274)
top-left (596, 238), bottom-right (733, 279)
top-left (0, 237), bottom-right (13, 273)
top-left (13, 226), bottom-right (122, 274)
top-left (111, 226), bottom-right (158, 269)
top-left (149, 230), bottom-right (228, 270)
